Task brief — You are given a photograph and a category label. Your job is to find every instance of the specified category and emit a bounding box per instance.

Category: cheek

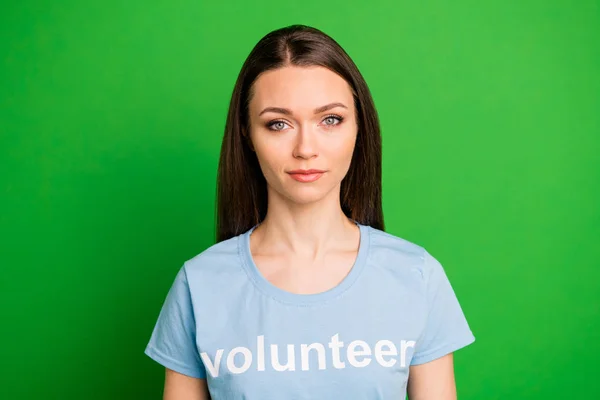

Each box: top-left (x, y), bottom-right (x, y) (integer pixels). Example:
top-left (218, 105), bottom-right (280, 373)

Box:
top-left (252, 138), bottom-right (285, 175)
top-left (328, 132), bottom-right (357, 166)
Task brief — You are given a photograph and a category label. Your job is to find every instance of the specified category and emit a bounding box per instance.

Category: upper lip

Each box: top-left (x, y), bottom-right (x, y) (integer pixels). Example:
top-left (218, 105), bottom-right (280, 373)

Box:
top-left (287, 169), bottom-right (326, 174)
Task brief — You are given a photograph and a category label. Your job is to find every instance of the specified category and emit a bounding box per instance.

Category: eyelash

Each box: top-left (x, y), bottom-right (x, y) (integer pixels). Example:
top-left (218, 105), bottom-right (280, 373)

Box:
top-left (266, 114), bottom-right (345, 132)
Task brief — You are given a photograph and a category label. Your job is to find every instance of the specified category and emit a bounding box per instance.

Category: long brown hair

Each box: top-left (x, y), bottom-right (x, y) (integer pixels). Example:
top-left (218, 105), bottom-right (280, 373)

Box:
top-left (216, 24), bottom-right (383, 242)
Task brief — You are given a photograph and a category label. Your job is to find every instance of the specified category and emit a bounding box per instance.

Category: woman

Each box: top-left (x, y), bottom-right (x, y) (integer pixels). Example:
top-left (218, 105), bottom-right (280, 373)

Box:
top-left (145, 24), bottom-right (476, 399)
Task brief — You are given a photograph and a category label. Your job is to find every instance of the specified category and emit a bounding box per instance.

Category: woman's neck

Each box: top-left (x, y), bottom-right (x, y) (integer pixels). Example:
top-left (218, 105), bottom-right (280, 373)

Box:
top-left (252, 187), bottom-right (359, 259)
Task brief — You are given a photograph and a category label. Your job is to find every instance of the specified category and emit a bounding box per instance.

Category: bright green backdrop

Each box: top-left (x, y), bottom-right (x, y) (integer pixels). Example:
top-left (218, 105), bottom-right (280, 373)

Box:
top-left (1, 0), bottom-right (598, 399)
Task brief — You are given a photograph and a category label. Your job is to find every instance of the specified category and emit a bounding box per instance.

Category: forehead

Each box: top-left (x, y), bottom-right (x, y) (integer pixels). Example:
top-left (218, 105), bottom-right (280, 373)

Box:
top-left (249, 66), bottom-right (354, 113)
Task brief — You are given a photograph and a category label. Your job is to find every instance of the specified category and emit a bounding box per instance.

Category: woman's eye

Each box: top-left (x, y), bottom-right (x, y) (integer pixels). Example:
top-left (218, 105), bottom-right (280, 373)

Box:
top-left (268, 116), bottom-right (343, 131)
top-left (268, 121), bottom-right (289, 131)
top-left (267, 121), bottom-right (287, 131)
top-left (323, 116), bottom-right (342, 126)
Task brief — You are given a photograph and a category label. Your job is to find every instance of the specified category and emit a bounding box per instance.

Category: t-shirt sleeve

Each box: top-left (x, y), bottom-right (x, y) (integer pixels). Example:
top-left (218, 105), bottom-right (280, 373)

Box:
top-left (410, 250), bottom-right (476, 366)
top-left (144, 265), bottom-right (207, 379)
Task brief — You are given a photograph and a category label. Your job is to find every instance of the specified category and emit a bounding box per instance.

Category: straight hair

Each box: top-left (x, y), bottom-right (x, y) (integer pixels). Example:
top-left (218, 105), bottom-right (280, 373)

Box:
top-left (216, 24), bottom-right (384, 242)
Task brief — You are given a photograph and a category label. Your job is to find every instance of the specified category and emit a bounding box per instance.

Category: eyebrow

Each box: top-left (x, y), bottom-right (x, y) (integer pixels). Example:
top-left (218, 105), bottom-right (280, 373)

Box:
top-left (258, 102), bottom-right (348, 117)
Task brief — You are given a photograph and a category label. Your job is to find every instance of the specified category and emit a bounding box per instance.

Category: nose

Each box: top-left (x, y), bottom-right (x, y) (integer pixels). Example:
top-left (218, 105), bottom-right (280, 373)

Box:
top-left (292, 126), bottom-right (318, 160)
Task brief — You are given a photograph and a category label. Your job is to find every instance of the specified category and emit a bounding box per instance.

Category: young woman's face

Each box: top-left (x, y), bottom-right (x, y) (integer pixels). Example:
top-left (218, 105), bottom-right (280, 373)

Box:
top-left (248, 65), bottom-right (358, 205)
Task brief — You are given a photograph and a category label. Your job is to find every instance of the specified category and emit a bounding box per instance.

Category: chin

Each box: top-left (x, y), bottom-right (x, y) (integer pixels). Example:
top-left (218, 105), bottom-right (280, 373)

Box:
top-left (265, 174), bottom-right (341, 206)
top-left (281, 185), bottom-right (336, 206)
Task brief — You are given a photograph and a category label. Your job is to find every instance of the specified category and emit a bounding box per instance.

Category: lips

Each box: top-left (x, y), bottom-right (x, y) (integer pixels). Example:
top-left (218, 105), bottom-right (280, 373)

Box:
top-left (287, 169), bottom-right (326, 183)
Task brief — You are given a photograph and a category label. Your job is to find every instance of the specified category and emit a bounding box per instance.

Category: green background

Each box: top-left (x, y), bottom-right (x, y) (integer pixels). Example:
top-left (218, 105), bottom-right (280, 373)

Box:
top-left (1, 0), bottom-right (598, 398)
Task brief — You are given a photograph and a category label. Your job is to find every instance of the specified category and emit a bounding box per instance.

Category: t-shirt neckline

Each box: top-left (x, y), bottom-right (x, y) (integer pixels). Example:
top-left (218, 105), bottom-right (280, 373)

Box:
top-left (239, 222), bottom-right (371, 306)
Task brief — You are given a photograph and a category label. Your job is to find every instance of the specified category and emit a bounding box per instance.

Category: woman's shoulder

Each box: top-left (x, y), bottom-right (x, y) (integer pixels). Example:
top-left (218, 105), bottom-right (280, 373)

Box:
top-left (183, 230), bottom-right (247, 276)
top-left (365, 224), bottom-right (426, 260)
top-left (365, 225), bottom-right (449, 280)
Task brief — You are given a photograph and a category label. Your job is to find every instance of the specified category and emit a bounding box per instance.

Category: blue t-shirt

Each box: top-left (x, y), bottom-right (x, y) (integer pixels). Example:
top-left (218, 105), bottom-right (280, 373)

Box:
top-left (145, 223), bottom-right (476, 399)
